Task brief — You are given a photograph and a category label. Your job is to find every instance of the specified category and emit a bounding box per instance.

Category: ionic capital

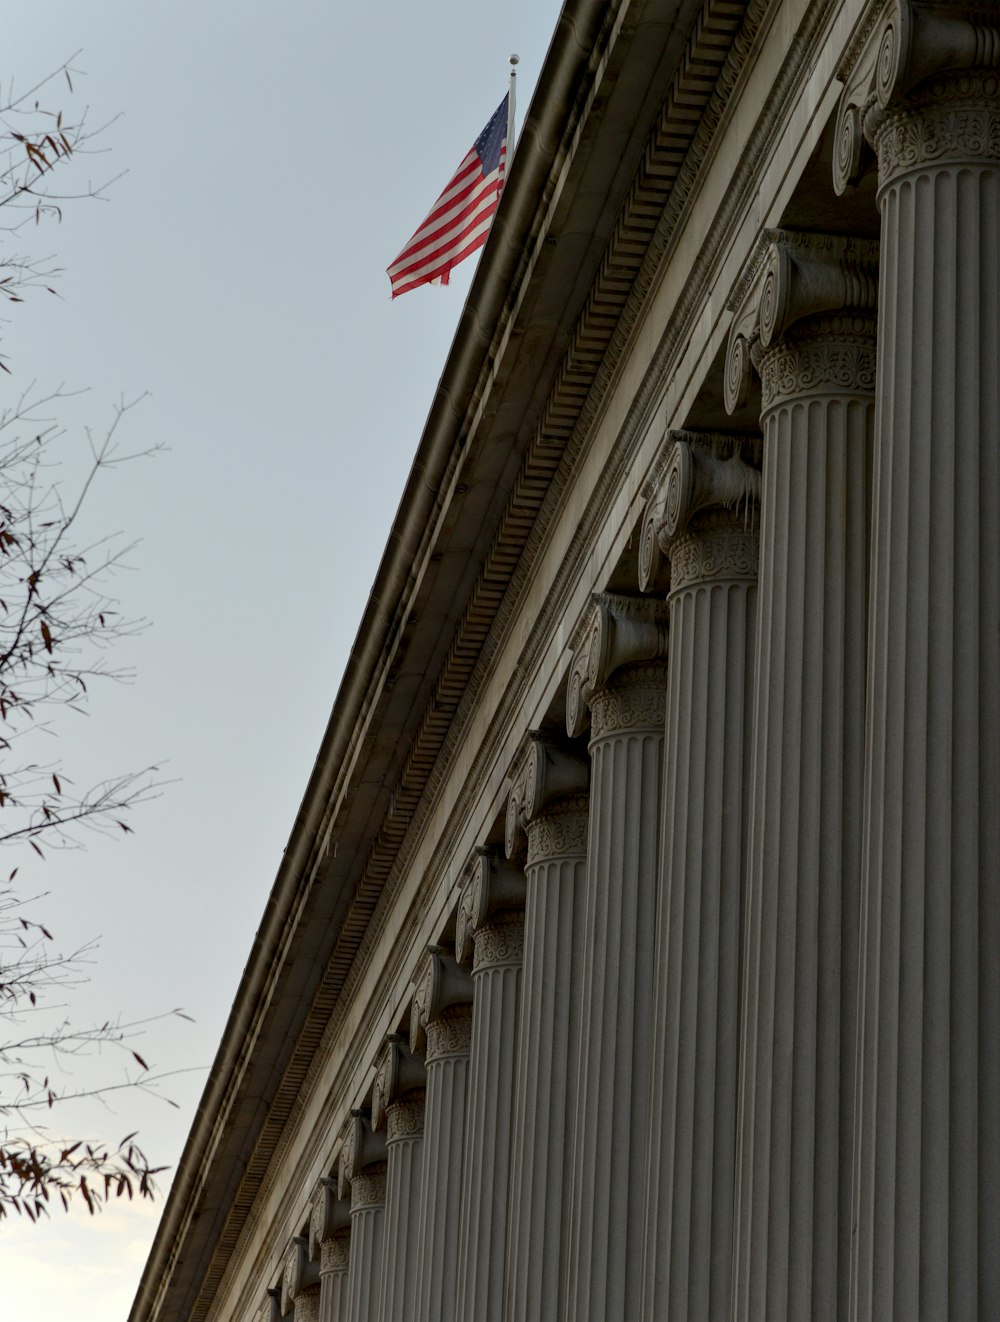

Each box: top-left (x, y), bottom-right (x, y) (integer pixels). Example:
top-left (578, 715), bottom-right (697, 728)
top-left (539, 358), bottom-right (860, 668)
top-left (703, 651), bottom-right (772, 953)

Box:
top-left (835, 0), bottom-right (1000, 192)
top-left (457, 847), bottom-right (522, 960)
top-left (726, 230), bottom-right (879, 413)
top-left (409, 945), bottom-right (473, 1054)
top-left (308, 1175), bottom-right (350, 1258)
top-left (469, 845), bottom-right (526, 928)
top-left (371, 1033), bottom-right (426, 1131)
top-left (337, 1108), bottom-right (388, 1201)
top-left (505, 730), bottom-right (590, 861)
top-left (566, 593), bottom-right (669, 738)
top-left (639, 432), bottom-right (760, 593)
top-left (281, 1236), bottom-right (320, 1317)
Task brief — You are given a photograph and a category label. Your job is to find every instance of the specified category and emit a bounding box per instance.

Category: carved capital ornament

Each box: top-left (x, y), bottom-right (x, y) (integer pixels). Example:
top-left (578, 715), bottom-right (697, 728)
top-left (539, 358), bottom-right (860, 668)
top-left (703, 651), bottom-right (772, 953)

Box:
top-left (639, 432), bottom-right (761, 593)
top-left (371, 1033), bottom-right (425, 1131)
top-left (409, 945), bottom-right (473, 1055)
top-left (726, 230), bottom-right (879, 413)
top-left (834, 0), bottom-right (1000, 193)
top-left (385, 1097), bottom-right (425, 1144)
top-left (337, 1108), bottom-right (387, 1201)
top-left (280, 1236), bottom-right (320, 1317)
top-left (505, 730), bottom-right (589, 861)
top-left (308, 1176), bottom-right (350, 1259)
top-left (566, 593), bottom-right (669, 738)
top-left (319, 1235), bottom-right (350, 1277)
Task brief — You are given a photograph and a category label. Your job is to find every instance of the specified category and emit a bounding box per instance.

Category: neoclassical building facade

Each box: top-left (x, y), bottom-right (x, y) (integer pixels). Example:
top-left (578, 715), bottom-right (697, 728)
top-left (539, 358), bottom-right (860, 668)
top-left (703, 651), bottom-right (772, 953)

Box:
top-left (131, 1), bottom-right (1000, 1319)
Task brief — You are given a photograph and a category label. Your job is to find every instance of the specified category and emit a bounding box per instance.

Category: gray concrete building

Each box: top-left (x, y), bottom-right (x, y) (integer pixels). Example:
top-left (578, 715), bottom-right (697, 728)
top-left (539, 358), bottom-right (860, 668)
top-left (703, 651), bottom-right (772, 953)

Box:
top-left (130, 1), bottom-right (1000, 1318)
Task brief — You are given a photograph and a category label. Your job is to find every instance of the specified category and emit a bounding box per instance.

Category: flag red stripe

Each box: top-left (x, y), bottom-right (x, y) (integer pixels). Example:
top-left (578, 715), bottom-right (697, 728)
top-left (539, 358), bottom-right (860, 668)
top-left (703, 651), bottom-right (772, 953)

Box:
top-left (388, 178), bottom-right (501, 280)
top-left (389, 205), bottom-right (498, 292)
top-left (390, 150), bottom-right (505, 272)
top-left (390, 226), bottom-right (494, 298)
top-left (387, 95), bottom-right (509, 298)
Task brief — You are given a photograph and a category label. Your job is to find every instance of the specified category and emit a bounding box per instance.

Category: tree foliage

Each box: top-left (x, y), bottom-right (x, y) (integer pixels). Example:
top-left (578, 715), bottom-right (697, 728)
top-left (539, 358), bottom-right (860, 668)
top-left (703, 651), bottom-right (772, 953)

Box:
top-left (0, 53), bottom-right (170, 1222)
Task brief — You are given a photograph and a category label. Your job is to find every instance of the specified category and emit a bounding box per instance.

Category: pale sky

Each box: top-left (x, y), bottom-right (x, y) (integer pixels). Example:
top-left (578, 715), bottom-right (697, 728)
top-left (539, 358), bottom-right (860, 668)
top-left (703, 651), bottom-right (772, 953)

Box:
top-left (1, 3), bottom-right (561, 1316)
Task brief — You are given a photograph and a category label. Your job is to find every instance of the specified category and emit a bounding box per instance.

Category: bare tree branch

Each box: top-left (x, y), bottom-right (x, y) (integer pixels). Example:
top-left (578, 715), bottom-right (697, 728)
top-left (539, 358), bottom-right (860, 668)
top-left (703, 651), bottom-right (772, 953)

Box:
top-left (0, 53), bottom-right (178, 1219)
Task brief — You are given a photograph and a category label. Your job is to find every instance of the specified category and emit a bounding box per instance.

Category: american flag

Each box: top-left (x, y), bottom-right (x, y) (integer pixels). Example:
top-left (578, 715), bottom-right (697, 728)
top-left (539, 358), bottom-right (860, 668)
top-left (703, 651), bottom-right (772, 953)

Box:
top-left (387, 94), bottom-right (510, 299)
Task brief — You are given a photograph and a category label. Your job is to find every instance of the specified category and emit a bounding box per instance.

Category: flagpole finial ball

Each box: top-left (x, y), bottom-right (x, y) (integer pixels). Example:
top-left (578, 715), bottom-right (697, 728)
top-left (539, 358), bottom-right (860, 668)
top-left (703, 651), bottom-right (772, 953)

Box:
top-left (509, 54), bottom-right (520, 67)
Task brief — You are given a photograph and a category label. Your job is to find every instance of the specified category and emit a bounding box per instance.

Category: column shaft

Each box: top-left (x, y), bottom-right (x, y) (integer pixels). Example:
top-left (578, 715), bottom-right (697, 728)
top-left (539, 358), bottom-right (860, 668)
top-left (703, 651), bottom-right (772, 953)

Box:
top-left (564, 595), bottom-right (669, 1321)
top-left (726, 230), bottom-right (877, 1322)
top-left (411, 1009), bottom-right (472, 1322)
top-left (505, 812), bottom-right (588, 1322)
top-left (639, 435), bottom-right (759, 1322)
top-left (505, 735), bottom-right (590, 1322)
top-left (736, 347), bottom-right (872, 1322)
top-left (377, 1101), bottom-right (424, 1322)
top-left (847, 60), bottom-right (1000, 1321)
top-left (345, 1172), bottom-right (386, 1321)
top-left (455, 918), bottom-right (523, 1322)
top-left (318, 1237), bottom-right (350, 1322)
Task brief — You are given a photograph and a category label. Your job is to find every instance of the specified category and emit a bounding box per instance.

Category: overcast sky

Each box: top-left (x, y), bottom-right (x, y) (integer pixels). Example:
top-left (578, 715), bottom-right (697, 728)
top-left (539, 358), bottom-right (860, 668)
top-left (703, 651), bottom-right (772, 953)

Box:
top-left (1, 3), bottom-right (561, 1315)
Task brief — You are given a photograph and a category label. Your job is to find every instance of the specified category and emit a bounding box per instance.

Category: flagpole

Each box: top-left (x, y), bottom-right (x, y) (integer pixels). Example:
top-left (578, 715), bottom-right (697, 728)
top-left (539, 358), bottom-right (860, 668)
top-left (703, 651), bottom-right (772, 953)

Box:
top-left (506, 54), bottom-right (519, 178)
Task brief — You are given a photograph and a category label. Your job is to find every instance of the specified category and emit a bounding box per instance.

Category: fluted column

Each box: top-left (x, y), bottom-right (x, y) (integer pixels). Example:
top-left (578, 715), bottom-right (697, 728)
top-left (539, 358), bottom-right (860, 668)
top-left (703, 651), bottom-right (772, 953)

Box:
top-left (504, 731), bottom-right (590, 1322)
top-left (562, 592), bottom-right (669, 1322)
top-left (453, 847), bottom-right (526, 1322)
top-left (373, 1036), bottom-right (426, 1322)
top-left (836, 8), bottom-right (1000, 1318)
top-left (724, 229), bottom-right (878, 1322)
top-left (309, 1176), bottom-right (351, 1322)
top-left (282, 1236), bottom-right (321, 1322)
top-left (410, 946), bottom-right (473, 1322)
top-left (339, 1109), bottom-right (388, 1322)
top-left (637, 433), bottom-right (760, 1322)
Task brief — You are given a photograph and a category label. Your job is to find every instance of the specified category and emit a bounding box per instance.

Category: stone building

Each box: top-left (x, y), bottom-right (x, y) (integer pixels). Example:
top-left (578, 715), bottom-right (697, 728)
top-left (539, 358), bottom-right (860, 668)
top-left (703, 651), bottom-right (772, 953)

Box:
top-left (130, 1), bottom-right (1000, 1319)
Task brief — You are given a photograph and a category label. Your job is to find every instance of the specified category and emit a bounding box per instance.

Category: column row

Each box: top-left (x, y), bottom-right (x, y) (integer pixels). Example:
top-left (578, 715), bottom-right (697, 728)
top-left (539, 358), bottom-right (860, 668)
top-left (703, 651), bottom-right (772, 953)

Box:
top-left (267, 21), bottom-right (1000, 1312)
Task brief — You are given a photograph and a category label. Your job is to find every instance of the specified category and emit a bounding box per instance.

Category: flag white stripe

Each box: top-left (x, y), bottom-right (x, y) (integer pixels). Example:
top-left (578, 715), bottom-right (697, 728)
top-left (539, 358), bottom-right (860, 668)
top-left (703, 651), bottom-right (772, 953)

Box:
top-left (388, 176), bottom-right (501, 277)
top-left (390, 159), bottom-right (504, 268)
top-left (396, 214), bottom-right (496, 286)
